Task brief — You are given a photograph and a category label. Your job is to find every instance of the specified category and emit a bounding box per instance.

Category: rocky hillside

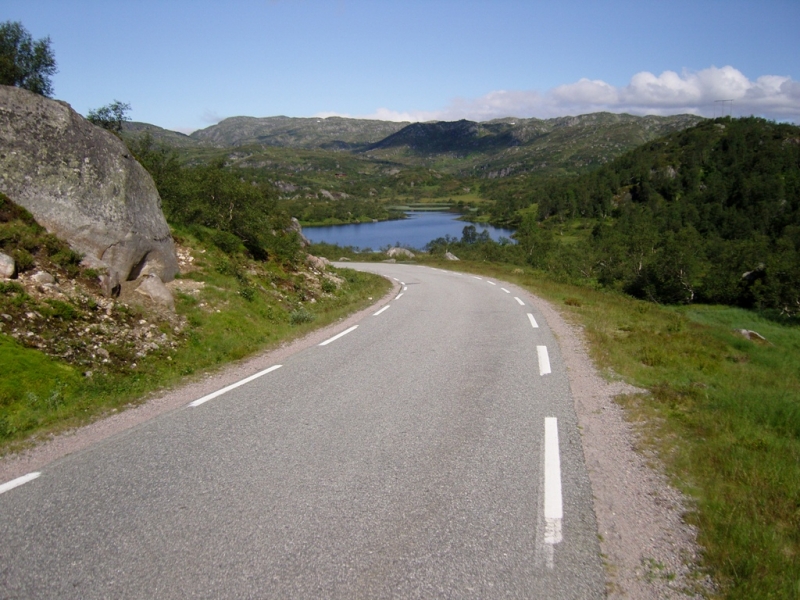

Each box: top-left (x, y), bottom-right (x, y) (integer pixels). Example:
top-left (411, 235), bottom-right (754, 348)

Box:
top-left (129, 112), bottom-right (703, 182)
top-left (364, 112), bottom-right (704, 177)
top-left (123, 122), bottom-right (206, 148)
top-left (188, 115), bottom-right (409, 150)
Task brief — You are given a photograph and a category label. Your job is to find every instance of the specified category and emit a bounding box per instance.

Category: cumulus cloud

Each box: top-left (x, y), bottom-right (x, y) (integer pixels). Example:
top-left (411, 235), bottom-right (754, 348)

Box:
top-left (332, 66), bottom-right (800, 123)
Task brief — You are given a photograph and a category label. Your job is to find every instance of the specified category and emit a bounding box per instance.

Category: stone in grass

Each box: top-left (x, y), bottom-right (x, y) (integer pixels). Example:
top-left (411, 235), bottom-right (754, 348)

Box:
top-left (31, 271), bottom-right (55, 285)
top-left (386, 247), bottom-right (415, 259)
top-left (0, 252), bottom-right (14, 278)
top-left (135, 273), bottom-right (175, 311)
top-left (737, 329), bottom-right (769, 343)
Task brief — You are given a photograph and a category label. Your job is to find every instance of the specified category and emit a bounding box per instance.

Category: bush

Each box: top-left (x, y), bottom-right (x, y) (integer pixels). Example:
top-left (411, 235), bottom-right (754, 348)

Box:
top-left (289, 307), bottom-right (315, 325)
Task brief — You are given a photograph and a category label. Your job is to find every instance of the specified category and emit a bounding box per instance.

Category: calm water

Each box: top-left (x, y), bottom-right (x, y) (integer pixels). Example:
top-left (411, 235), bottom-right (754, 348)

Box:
top-left (303, 211), bottom-right (515, 251)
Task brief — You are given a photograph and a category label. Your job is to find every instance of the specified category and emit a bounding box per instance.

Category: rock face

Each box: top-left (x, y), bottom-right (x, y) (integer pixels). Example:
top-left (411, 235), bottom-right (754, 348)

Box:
top-left (0, 85), bottom-right (178, 294)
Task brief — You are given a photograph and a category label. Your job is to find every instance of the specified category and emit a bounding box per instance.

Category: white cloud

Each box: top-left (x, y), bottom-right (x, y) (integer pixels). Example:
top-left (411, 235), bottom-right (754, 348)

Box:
top-left (349, 66), bottom-right (800, 123)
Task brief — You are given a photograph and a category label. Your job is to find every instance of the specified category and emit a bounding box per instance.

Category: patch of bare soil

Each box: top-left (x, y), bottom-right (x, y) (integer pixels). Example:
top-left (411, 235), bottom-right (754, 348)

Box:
top-left (528, 293), bottom-right (714, 598)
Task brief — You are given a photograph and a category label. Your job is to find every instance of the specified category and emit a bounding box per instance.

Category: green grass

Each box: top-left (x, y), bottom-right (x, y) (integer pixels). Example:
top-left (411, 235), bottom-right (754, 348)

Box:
top-left (418, 257), bottom-right (800, 599)
top-left (0, 336), bottom-right (82, 441)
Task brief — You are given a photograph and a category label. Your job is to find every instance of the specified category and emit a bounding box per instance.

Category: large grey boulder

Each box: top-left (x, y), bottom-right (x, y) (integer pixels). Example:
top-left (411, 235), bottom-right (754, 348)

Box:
top-left (0, 85), bottom-right (178, 295)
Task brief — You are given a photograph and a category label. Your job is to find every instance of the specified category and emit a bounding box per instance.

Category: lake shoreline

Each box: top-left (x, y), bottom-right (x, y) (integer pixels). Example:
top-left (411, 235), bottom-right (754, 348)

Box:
top-left (302, 211), bottom-right (515, 251)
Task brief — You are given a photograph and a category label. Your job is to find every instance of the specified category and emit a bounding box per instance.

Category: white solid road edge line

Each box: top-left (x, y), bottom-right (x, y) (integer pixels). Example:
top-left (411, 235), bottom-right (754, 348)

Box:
top-left (189, 365), bottom-right (283, 407)
top-left (319, 325), bottom-right (359, 346)
top-left (515, 296), bottom-right (525, 306)
top-left (528, 313), bottom-right (539, 328)
top-left (537, 345), bottom-right (551, 375)
top-left (544, 417), bottom-right (563, 545)
top-left (373, 305), bottom-right (390, 316)
top-left (0, 472), bottom-right (41, 495)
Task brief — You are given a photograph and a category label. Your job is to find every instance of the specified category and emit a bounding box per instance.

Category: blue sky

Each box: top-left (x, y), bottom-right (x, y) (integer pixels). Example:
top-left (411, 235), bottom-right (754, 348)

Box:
top-left (5, 0), bottom-right (800, 132)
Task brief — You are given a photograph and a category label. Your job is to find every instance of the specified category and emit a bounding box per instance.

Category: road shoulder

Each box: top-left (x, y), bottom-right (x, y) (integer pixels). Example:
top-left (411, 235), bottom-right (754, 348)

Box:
top-left (526, 291), bottom-right (711, 599)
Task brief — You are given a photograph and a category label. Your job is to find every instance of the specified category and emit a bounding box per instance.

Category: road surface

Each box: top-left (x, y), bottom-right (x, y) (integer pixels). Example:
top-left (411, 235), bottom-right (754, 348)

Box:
top-left (1, 263), bottom-right (605, 598)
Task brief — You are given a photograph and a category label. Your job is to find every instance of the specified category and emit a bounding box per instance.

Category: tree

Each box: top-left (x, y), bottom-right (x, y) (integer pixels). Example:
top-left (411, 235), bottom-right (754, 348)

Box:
top-left (87, 100), bottom-right (131, 134)
top-left (0, 21), bottom-right (57, 96)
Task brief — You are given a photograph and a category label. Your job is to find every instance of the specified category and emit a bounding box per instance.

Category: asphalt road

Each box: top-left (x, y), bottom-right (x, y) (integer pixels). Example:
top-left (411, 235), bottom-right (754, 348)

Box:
top-left (0, 263), bottom-right (605, 599)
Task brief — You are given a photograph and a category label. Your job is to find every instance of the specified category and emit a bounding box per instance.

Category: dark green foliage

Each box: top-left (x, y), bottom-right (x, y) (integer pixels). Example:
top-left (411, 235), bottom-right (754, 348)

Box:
top-left (0, 21), bottom-right (57, 96)
top-left (128, 135), bottom-right (302, 265)
top-left (509, 118), bottom-right (800, 312)
top-left (87, 100), bottom-right (131, 134)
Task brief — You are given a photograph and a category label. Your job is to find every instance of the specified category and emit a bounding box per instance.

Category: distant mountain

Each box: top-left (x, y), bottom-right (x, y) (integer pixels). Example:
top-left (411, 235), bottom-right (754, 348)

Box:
top-left (122, 121), bottom-right (205, 148)
top-left (124, 112), bottom-right (705, 183)
top-left (189, 115), bottom-right (409, 150)
top-left (364, 112), bottom-right (704, 177)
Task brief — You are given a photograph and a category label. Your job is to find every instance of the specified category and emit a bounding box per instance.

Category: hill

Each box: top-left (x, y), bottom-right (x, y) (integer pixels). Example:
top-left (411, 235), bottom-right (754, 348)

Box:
top-left (188, 115), bottom-right (408, 150)
top-left (365, 112), bottom-right (703, 177)
top-left (123, 121), bottom-right (205, 148)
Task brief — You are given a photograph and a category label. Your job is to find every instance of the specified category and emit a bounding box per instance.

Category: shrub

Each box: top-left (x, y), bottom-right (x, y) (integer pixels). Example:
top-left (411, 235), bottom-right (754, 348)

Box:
top-left (289, 307), bottom-right (315, 325)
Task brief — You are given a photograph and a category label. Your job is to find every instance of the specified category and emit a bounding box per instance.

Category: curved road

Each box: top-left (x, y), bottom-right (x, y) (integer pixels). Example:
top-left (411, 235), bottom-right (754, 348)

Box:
top-left (1, 263), bottom-right (604, 599)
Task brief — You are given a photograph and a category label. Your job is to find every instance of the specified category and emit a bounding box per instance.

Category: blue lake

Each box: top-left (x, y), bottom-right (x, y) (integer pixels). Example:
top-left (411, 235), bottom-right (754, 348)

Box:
top-left (303, 211), bottom-right (515, 251)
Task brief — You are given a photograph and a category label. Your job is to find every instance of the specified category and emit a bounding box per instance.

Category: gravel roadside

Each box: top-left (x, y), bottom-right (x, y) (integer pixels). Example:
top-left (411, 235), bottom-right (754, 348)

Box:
top-left (528, 292), bottom-right (712, 598)
top-left (1, 277), bottom-right (711, 598)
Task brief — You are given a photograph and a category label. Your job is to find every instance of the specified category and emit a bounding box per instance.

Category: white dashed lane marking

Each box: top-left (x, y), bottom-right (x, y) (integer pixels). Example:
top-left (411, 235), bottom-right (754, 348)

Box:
top-left (319, 325), bottom-right (359, 347)
top-left (528, 313), bottom-right (539, 328)
top-left (537, 345), bottom-right (551, 376)
top-left (189, 365), bottom-right (283, 407)
top-left (0, 472), bottom-right (41, 495)
top-left (544, 416), bottom-right (563, 563)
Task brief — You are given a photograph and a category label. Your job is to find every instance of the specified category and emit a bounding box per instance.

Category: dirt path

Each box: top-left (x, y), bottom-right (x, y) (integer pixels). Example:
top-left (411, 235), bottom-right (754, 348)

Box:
top-left (2, 280), bottom-right (709, 597)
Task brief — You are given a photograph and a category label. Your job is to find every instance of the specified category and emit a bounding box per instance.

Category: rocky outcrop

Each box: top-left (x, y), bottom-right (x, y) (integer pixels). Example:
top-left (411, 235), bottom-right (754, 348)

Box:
top-left (386, 247), bottom-right (415, 259)
top-left (0, 85), bottom-right (178, 295)
top-left (134, 273), bottom-right (175, 311)
top-left (287, 217), bottom-right (311, 247)
top-left (306, 254), bottom-right (331, 271)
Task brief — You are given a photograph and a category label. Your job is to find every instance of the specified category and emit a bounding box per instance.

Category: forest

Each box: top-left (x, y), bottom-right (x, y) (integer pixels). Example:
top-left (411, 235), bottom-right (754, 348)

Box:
top-left (484, 117), bottom-right (800, 314)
